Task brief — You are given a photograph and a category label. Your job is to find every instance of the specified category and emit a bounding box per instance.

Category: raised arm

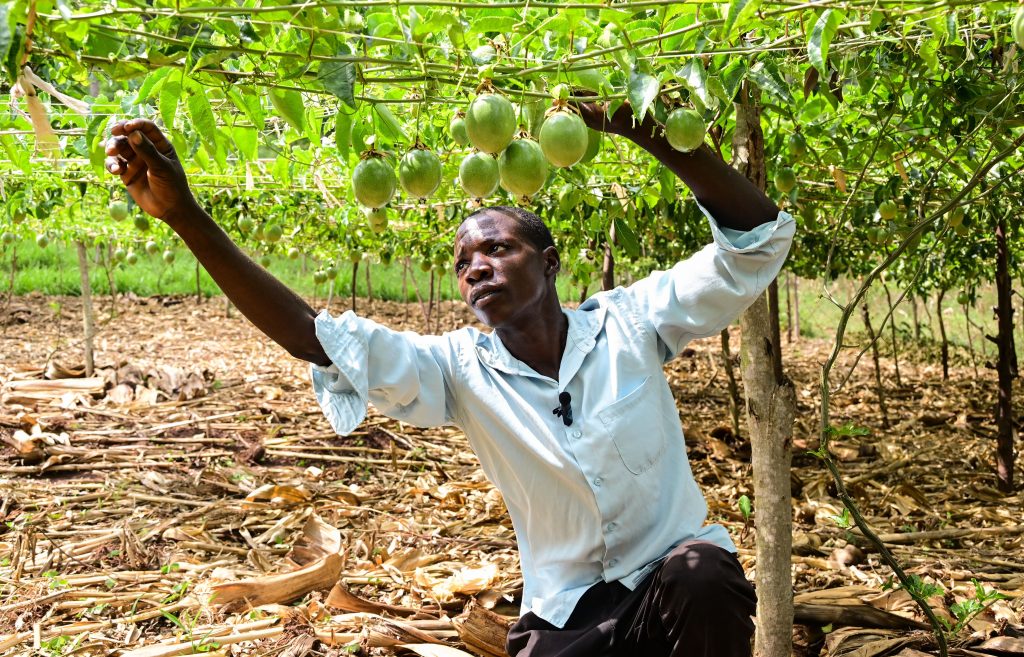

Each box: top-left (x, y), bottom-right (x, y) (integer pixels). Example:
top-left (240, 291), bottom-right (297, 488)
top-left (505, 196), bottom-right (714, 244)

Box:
top-left (575, 100), bottom-right (778, 232)
top-left (105, 119), bottom-right (330, 366)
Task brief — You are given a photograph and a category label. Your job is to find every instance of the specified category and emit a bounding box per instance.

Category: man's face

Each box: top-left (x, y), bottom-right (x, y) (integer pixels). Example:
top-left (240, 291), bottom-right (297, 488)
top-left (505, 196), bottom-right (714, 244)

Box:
top-left (454, 211), bottom-right (557, 329)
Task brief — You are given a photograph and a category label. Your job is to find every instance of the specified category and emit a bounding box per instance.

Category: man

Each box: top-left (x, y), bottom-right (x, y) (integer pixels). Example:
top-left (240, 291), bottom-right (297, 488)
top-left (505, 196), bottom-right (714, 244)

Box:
top-left (106, 98), bottom-right (793, 657)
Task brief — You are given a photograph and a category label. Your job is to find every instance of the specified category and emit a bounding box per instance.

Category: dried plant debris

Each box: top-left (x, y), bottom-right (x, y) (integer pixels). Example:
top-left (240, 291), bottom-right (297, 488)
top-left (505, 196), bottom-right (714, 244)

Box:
top-left (0, 295), bottom-right (1021, 656)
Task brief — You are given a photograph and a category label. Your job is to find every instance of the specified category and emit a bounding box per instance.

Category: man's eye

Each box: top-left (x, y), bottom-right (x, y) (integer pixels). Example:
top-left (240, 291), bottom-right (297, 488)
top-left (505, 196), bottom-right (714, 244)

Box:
top-left (455, 261), bottom-right (467, 272)
top-left (489, 244), bottom-right (505, 254)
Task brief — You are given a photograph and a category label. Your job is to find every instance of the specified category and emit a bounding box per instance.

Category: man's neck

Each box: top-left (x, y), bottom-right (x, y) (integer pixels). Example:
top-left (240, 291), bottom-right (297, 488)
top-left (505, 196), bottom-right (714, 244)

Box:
top-left (495, 298), bottom-right (568, 381)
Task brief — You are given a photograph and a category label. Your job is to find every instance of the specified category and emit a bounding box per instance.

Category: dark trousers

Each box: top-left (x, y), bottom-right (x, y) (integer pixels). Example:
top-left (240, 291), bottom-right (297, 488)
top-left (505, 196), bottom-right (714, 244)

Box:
top-left (506, 541), bottom-right (757, 657)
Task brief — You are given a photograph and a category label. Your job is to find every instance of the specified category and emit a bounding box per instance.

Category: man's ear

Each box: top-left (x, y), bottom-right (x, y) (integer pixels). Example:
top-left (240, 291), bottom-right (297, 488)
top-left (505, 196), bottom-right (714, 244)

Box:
top-left (542, 246), bottom-right (561, 277)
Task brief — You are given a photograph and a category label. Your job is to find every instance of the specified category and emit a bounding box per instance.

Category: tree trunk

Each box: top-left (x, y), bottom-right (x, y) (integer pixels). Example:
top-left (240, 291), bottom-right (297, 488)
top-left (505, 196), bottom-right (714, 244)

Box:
top-left (602, 226), bottom-right (615, 292)
top-left (993, 213), bottom-right (1016, 493)
top-left (785, 273), bottom-right (793, 343)
top-left (195, 259), bottom-right (202, 305)
top-left (861, 302), bottom-right (890, 428)
top-left (351, 261), bottom-right (358, 313)
top-left (76, 241), bottom-right (96, 377)
top-left (883, 284), bottom-right (902, 388)
top-left (733, 81), bottom-right (795, 657)
top-left (721, 328), bottom-right (742, 438)
top-left (937, 289), bottom-right (949, 381)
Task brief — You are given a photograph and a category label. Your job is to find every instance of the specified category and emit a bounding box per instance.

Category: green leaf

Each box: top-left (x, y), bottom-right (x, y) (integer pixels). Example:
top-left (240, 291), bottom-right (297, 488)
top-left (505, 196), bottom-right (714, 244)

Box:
top-left (746, 60), bottom-right (792, 104)
top-left (335, 111), bottom-right (353, 160)
top-left (318, 60), bottom-right (358, 109)
top-left (135, 67), bottom-right (173, 105)
top-left (738, 494), bottom-right (753, 520)
top-left (613, 217), bottom-right (640, 258)
top-left (808, 9), bottom-right (844, 78)
top-left (721, 0), bottom-right (762, 40)
top-left (159, 80), bottom-right (181, 129)
top-left (227, 88), bottom-right (263, 127)
top-left (627, 70), bottom-right (659, 122)
top-left (269, 88), bottom-right (306, 133)
top-left (372, 103), bottom-right (406, 142)
top-left (187, 91), bottom-right (217, 147)
top-left (231, 125), bottom-right (257, 161)
top-left (0, 4), bottom-right (12, 73)
top-left (677, 60), bottom-right (714, 110)
top-left (469, 15), bottom-right (517, 35)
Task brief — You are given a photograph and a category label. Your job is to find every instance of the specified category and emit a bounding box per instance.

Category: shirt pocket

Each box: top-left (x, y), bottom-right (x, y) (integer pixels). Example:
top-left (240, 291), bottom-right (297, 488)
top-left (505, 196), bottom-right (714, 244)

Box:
top-left (597, 376), bottom-right (668, 475)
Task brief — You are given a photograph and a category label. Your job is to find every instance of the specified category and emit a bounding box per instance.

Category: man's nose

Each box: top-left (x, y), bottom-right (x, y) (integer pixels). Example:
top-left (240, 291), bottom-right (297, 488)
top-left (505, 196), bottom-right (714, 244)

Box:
top-left (465, 256), bottom-right (492, 283)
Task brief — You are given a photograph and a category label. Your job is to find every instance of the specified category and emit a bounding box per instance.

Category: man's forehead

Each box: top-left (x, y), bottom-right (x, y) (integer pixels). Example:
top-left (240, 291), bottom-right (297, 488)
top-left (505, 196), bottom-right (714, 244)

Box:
top-left (455, 212), bottom-right (519, 248)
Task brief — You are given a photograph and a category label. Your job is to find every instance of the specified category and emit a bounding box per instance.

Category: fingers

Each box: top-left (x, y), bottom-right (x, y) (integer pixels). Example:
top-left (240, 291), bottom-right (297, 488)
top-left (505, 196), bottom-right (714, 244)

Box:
top-left (111, 119), bottom-right (175, 156)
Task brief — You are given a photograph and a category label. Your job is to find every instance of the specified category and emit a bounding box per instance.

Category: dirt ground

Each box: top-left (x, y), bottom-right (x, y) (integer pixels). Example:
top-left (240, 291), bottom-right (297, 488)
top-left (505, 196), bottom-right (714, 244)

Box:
top-left (1, 292), bottom-right (1021, 657)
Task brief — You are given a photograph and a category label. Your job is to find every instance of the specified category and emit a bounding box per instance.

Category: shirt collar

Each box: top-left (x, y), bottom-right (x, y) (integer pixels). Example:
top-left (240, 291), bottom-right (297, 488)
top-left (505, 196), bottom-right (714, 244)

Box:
top-left (474, 302), bottom-right (607, 377)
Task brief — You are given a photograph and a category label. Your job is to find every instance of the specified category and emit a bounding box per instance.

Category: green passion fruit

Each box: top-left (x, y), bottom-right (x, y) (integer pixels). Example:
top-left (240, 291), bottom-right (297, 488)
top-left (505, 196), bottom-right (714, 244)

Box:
top-left (366, 207), bottom-right (389, 234)
top-left (774, 167), bottom-right (797, 194)
top-left (580, 130), bottom-right (602, 164)
top-left (264, 223), bottom-right (283, 243)
top-left (352, 154), bottom-right (397, 208)
top-left (788, 133), bottom-right (809, 161)
top-left (464, 93), bottom-right (517, 155)
top-left (949, 207), bottom-right (965, 227)
top-left (36, 234), bottom-right (49, 248)
top-left (498, 138), bottom-right (548, 199)
top-left (399, 148), bottom-right (443, 200)
top-left (237, 215), bottom-right (255, 234)
top-left (145, 240), bottom-right (159, 255)
top-left (109, 201), bottom-right (129, 221)
top-left (538, 110), bottom-right (588, 168)
top-left (1, 232), bottom-right (14, 246)
top-left (259, 254), bottom-right (272, 268)
top-left (162, 250), bottom-right (176, 264)
top-left (134, 215), bottom-right (150, 232)
top-left (113, 247), bottom-right (127, 262)
top-left (313, 270), bottom-right (328, 285)
top-left (878, 200), bottom-right (898, 221)
top-left (459, 151), bottom-right (500, 199)
top-left (287, 247), bottom-right (301, 260)
top-left (126, 251), bottom-right (139, 265)
top-left (449, 114), bottom-right (469, 146)
top-left (665, 108), bottom-right (706, 153)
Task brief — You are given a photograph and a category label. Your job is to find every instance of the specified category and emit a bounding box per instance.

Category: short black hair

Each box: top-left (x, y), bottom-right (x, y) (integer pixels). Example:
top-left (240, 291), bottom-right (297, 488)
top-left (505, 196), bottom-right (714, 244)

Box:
top-left (461, 205), bottom-right (555, 253)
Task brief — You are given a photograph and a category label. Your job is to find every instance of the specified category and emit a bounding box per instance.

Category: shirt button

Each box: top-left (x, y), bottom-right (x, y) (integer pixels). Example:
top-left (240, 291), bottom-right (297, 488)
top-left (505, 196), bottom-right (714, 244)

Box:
top-left (608, 558), bottom-right (619, 567)
top-left (606, 522), bottom-right (617, 532)
top-left (572, 430), bottom-right (582, 439)
top-left (593, 477), bottom-right (603, 487)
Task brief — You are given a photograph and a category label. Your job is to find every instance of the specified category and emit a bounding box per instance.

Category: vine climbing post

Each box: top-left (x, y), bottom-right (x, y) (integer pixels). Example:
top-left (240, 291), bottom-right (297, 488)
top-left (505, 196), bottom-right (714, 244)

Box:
top-left (732, 81), bottom-right (795, 657)
top-left (76, 240), bottom-right (96, 377)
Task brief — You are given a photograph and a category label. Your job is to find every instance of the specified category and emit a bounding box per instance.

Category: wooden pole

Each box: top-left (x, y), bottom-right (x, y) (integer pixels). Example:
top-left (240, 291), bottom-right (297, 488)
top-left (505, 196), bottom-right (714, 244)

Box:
top-left (75, 241), bottom-right (96, 377)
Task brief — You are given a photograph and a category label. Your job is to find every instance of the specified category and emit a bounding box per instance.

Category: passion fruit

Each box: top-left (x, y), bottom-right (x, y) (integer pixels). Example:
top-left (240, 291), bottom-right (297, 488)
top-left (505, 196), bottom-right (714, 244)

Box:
top-left (774, 167), bottom-right (797, 194)
top-left (366, 207), bottom-right (389, 234)
top-left (259, 254), bottom-right (272, 268)
top-left (878, 200), bottom-right (898, 221)
top-left (145, 240), bottom-right (159, 255)
top-left (665, 108), bottom-right (706, 153)
top-left (126, 250), bottom-right (139, 265)
top-left (464, 93), bottom-right (516, 155)
top-left (237, 215), bottom-right (255, 234)
top-left (263, 223), bottom-right (283, 243)
top-left (287, 247), bottom-right (300, 260)
top-left (134, 215), bottom-right (150, 232)
top-left (580, 129), bottom-right (602, 164)
top-left (313, 270), bottom-right (328, 285)
top-left (788, 133), bottom-right (809, 161)
top-left (109, 201), bottom-right (129, 221)
top-left (352, 154), bottom-right (397, 208)
top-left (2, 231), bottom-right (15, 246)
top-left (36, 234), bottom-right (49, 249)
top-left (459, 151), bottom-right (500, 199)
top-left (498, 138), bottom-right (548, 199)
top-left (398, 148), bottom-right (443, 200)
top-left (162, 249), bottom-right (176, 264)
top-left (449, 114), bottom-right (469, 146)
top-left (539, 110), bottom-right (588, 168)
top-left (113, 247), bottom-right (127, 262)
top-left (949, 207), bottom-right (965, 228)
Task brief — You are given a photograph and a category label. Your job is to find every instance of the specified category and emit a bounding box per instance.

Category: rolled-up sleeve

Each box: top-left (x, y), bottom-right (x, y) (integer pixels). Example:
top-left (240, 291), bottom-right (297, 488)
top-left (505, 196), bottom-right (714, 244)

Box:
top-left (625, 207), bottom-right (796, 360)
top-left (310, 310), bottom-right (455, 435)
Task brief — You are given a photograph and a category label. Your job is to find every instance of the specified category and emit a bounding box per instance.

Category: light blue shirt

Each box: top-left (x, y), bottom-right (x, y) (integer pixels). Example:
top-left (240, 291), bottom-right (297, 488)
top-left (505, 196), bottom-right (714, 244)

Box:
top-left (311, 209), bottom-right (795, 628)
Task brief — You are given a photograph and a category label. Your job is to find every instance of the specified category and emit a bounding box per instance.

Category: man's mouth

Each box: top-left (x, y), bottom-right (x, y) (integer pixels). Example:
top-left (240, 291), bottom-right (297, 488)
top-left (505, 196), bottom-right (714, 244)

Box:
top-left (471, 286), bottom-right (502, 306)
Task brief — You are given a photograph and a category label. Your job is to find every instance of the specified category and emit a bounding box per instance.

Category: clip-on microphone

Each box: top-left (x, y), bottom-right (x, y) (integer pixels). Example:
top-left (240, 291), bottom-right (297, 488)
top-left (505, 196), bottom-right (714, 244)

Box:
top-left (553, 391), bottom-right (573, 426)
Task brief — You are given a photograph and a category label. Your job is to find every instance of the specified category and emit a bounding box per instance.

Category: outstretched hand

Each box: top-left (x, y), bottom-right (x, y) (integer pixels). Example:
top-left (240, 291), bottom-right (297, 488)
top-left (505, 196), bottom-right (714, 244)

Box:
top-left (105, 119), bottom-right (196, 223)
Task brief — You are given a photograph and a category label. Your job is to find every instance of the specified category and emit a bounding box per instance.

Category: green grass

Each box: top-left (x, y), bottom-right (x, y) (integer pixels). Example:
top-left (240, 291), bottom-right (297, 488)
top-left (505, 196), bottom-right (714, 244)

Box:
top-left (3, 238), bottom-right (1019, 365)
